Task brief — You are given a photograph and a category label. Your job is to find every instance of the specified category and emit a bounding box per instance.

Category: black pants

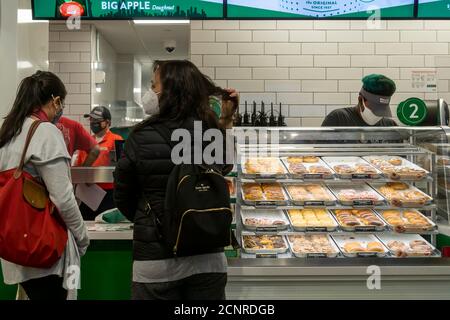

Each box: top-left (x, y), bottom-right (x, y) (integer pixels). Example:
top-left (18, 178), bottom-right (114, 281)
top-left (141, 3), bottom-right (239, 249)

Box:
top-left (21, 275), bottom-right (67, 300)
top-left (80, 189), bottom-right (115, 221)
top-left (132, 273), bottom-right (227, 300)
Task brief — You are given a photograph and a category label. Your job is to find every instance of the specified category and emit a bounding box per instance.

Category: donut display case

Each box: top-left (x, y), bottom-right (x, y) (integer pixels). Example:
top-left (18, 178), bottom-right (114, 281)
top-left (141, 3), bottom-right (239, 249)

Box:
top-left (228, 127), bottom-right (450, 299)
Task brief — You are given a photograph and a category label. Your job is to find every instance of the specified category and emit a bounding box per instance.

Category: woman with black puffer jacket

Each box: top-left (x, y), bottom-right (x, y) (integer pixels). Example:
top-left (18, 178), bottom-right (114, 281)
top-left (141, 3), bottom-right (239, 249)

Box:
top-left (113, 60), bottom-right (238, 300)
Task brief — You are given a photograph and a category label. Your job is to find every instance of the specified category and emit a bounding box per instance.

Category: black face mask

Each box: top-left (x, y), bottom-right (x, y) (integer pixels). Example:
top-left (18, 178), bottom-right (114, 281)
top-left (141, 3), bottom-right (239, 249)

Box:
top-left (90, 122), bottom-right (103, 134)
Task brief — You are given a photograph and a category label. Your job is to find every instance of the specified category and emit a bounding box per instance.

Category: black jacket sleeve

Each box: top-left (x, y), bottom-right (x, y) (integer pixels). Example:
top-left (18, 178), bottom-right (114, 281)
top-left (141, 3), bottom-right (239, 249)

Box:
top-left (113, 132), bottom-right (139, 222)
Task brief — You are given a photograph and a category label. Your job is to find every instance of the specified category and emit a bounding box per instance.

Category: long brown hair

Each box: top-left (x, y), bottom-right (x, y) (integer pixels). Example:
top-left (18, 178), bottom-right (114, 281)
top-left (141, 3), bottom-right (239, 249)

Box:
top-left (0, 71), bottom-right (67, 148)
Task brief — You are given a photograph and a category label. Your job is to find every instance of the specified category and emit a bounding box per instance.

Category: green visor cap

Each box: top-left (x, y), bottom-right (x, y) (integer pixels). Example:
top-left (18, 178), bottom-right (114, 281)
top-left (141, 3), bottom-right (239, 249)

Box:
top-left (362, 74), bottom-right (396, 97)
top-left (361, 74), bottom-right (397, 117)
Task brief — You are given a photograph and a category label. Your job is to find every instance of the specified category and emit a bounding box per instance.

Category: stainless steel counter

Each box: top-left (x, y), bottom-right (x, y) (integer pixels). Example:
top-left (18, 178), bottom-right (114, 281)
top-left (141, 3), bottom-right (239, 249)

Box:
top-left (226, 258), bottom-right (450, 299)
top-left (71, 167), bottom-right (115, 184)
top-left (228, 257), bottom-right (450, 276)
top-left (438, 222), bottom-right (450, 237)
top-left (86, 221), bottom-right (132, 240)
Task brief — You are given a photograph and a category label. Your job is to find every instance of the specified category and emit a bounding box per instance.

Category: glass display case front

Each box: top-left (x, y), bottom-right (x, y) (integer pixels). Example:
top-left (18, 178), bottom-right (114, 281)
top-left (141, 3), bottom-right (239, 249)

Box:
top-left (233, 126), bottom-right (450, 260)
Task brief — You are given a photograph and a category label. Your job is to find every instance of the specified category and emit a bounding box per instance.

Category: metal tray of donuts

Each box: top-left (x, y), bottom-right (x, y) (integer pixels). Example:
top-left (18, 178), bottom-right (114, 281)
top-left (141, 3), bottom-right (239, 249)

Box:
top-left (376, 234), bottom-right (441, 258)
top-left (370, 182), bottom-right (433, 208)
top-left (241, 157), bottom-right (288, 179)
top-left (331, 234), bottom-right (388, 258)
top-left (376, 209), bottom-right (437, 233)
top-left (281, 156), bottom-right (334, 180)
top-left (287, 234), bottom-right (341, 258)
top-left (284, 183), bottom-right (337, 207)
top-left (286, 209), bottom-right (339, 232)
top-left (363, 156), bottom-right (429, 181)
top-left (331, 209), bottom-right (387, 232)
top-left (322, 156), bottom-right (382, 180)
top-left (241, 183), bottom-right (290, 207)
top-left (328, 183), bottom-right (385, 207)
top-left (241, 209), bottom-right (290, 232)
top-left (241, 235), bottom-right (289, 255)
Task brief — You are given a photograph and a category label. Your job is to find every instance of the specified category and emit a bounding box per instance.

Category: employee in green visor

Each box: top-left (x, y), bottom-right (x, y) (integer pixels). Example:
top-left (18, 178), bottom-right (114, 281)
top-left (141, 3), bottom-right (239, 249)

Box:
top-left (322, 74), bottom-right (397, 127)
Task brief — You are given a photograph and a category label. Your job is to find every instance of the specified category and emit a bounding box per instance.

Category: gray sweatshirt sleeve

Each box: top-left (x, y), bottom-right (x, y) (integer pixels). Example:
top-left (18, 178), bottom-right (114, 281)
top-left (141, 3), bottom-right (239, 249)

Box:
top-left (34, 158), bottom-right (90, 256)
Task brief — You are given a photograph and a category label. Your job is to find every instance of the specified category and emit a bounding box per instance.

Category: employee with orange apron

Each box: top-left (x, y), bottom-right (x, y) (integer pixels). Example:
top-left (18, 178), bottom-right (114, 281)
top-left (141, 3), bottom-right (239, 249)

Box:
top-left (76, 106), bottom-right (123, 220)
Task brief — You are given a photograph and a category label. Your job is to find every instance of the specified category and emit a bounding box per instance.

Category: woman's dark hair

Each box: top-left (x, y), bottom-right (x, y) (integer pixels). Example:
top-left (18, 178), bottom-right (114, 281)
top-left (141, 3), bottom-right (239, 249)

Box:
top-left (139, 60), bottom-right (220, 130)
top-left (0, 71), bottom-right (66, 148)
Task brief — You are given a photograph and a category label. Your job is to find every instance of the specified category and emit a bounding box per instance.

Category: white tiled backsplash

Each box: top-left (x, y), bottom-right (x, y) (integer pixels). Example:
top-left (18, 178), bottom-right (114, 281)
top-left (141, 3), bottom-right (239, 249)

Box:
top-left (190, 20), bottom-right (450, 127)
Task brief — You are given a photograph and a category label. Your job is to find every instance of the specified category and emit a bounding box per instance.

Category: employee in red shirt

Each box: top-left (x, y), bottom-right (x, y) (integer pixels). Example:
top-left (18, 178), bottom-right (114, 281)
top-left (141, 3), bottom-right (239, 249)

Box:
top-left (56, 116), bottom-right (100, 166)
top-left (76, 106), bottom-right (124, 220)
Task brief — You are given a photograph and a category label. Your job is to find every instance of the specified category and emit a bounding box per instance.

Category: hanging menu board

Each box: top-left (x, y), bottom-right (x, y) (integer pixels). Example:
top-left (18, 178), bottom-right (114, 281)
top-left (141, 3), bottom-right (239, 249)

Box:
top-left (32, 0), bottom-right (224, 19)
top-left (227, 0), bottom-right (415, 18)
top-left (418, 0), bottom-right (450, 18)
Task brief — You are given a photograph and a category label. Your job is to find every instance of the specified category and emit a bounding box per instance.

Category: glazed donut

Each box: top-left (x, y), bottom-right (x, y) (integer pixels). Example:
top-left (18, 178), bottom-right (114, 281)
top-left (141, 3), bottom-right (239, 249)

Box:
top-left (344, 242), bottom-right (365, 253)
top-left (367, 242), bottom-right (384, 252)
top-left (386, 182), bottom-right (409, 190)
top-left (388, 158), bottom-right (403, 166)
top-left (409, 240), bottom-right (428, 247)
top-left (303, 156), bottom-right (319, 163)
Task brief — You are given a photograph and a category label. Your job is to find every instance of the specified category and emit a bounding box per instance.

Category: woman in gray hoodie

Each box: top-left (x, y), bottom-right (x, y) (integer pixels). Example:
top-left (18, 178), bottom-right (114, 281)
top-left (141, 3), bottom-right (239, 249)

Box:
top-left (0, 71), bottom-right (89, 300)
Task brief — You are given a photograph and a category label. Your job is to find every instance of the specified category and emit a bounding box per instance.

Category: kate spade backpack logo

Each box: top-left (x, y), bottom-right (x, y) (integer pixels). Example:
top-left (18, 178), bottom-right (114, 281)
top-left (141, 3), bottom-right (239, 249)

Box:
top-left (195, 183), bottom-right (211, 192)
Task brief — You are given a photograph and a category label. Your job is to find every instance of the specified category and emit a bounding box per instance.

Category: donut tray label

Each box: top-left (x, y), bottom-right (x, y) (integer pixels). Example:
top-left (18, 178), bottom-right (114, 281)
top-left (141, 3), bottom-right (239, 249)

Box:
top-left (351, 174), bottom-right (373, 180)
top-left (254, 227), bottom-right (280, 233)
top-left (255, 254), bottom-right (278, 258)
top-left (353, 200), bottom-right (375, 207)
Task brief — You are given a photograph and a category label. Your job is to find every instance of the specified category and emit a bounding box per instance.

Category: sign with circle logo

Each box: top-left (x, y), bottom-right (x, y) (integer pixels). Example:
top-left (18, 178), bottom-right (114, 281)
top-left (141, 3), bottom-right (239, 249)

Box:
top-left (397, 98), bottom-right (428, 126)
top-left (59, 1), bottom-right (85, 18)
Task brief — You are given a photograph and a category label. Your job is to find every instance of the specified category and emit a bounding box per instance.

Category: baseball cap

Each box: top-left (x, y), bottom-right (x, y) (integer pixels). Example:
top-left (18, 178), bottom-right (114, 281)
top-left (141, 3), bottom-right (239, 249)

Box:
top-left (84, 106), bottom-right (111, 121)
top-left (360, 74), bottom-right (397, 117)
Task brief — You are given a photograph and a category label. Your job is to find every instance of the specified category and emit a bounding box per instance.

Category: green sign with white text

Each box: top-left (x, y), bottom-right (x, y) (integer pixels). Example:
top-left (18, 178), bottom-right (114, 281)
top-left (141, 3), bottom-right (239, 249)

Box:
top-left (418, 0), bottom-right (450, 18)
top-left (397, 98), bottom-right (428, 126)
top-left (32, 0), bottom-right (224, 19)
top-left (227, 0), bottom-right (415, 18)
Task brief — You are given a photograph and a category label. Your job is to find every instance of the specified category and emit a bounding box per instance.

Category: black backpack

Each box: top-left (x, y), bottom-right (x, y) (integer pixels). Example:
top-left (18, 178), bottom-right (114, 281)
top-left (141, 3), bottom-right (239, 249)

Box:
top-left (152, 124), bottom-right (233, 257)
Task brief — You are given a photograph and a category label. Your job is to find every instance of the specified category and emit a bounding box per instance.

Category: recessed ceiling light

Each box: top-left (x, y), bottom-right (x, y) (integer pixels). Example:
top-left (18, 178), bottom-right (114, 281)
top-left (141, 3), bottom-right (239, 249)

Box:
top-left (18, 9), bottom-right (48, 23)
top-left (17, 61), bottom-right (33, 69)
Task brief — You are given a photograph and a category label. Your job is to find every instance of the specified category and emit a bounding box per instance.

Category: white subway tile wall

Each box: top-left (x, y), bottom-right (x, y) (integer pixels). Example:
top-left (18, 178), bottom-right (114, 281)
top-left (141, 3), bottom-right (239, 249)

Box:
top-left (49, 20), bottom-right (450, 128)
top-left (48, 23), bottom-right (92, 131)
top-left (190, 20), bottom-right (450, 126)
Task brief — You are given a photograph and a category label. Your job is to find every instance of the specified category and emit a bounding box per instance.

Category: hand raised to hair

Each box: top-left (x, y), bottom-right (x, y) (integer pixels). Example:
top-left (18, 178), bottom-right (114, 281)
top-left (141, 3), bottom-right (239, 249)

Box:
top-left (221, 88), bottom-right (240, 119)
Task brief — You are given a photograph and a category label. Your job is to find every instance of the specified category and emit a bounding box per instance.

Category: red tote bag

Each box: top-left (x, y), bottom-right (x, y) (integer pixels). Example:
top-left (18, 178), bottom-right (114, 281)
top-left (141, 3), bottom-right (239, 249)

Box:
top-left (0, 120), bottom-right (68, 268)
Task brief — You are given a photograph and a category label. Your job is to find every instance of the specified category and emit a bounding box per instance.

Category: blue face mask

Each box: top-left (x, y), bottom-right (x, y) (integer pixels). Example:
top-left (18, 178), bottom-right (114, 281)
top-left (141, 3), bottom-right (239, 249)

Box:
top-left (52, 108), bottom-right (63, 124)
top-left (51, 95), bottom-right (64, 124)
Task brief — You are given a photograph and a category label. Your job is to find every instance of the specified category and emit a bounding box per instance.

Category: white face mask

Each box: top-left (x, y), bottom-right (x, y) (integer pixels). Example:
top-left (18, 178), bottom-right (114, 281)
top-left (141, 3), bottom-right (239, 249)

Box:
top-left (142, 89), bottom-right (160, 116)
top-left (360, 100), bottom-right (383, 126)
